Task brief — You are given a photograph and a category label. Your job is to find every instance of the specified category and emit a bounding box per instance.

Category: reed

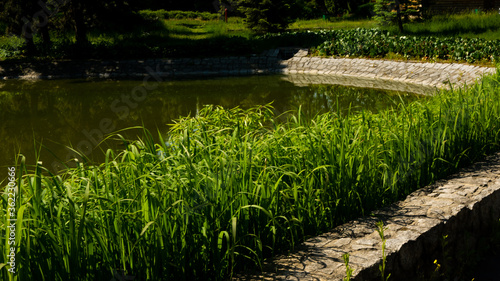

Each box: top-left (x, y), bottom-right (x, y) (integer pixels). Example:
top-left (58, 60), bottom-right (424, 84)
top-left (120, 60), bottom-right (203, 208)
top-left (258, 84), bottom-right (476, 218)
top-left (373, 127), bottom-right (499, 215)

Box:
top-left (2, 70), bottom-right (500, 280)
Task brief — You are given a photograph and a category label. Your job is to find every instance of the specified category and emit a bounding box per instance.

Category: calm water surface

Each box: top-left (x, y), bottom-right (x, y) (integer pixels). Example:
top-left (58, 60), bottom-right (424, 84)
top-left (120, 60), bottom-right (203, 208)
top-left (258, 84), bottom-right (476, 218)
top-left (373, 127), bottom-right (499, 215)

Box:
top-left (0, 75), bottom-right (425, 175)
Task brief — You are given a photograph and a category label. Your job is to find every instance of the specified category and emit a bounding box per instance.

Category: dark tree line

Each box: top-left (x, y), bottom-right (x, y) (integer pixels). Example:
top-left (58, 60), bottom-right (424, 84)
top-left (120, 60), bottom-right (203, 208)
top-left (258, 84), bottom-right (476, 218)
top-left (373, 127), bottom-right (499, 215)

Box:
top-left (0, 0), bottom-right (143, 54)
top-left (0, 0), bottom-right (432, 54)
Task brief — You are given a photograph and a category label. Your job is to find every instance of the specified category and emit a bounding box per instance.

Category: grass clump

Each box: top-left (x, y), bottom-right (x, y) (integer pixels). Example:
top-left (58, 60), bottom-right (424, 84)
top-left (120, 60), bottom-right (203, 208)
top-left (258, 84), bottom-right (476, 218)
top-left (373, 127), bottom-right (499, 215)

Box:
top-left (2, 70), bottom-right (500, 280)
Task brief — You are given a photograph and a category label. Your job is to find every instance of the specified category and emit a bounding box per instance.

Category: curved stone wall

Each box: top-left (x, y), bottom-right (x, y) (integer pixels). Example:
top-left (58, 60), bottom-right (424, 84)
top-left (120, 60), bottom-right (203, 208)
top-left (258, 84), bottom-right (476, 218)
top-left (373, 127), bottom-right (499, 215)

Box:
top-left (0, 49), bottom-right (495, 95)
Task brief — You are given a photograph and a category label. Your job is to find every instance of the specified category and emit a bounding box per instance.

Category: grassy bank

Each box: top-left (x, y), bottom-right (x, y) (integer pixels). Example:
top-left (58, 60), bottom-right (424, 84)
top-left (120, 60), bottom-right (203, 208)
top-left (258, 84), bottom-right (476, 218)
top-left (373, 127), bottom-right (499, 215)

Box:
top-left (2, 69), bottom-right (500, 280)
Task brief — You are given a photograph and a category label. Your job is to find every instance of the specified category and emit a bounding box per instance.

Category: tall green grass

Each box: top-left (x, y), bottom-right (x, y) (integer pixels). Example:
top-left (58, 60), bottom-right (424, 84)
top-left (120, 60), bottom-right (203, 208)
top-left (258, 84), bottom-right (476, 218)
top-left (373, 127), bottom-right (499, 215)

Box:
top-left (2, 70), bottom-right (500, 280)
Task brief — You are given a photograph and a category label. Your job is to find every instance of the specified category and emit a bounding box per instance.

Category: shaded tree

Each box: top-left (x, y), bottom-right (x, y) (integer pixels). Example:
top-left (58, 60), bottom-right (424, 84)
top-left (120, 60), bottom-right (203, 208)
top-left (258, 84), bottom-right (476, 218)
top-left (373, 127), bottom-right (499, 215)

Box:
top-left (324, 0), bottom-right (349, 15)
top-left (323, 0), bottom-right (368, 16)
top-left (0, 0), bottom-right (42, 54)
top-left (238, 0), bottom-right (294, 33)
top-left (374, 0), bottom-right (404, 32)
top-left (0, 0), bottom-right (143, 54)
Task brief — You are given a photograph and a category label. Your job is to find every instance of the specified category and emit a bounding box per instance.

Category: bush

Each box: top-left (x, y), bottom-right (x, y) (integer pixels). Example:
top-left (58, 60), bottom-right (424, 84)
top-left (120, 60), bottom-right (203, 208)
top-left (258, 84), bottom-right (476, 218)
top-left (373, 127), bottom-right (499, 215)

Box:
top-left (0, 35), bottom-right (25, 59)
top-left (312, 28), bottom-right (500, 63)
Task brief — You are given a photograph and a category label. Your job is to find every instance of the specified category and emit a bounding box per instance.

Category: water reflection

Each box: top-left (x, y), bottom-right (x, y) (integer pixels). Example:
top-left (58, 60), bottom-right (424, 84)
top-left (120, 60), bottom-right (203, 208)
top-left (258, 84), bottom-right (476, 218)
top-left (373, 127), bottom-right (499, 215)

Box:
top-left (0, 75), bottom-right (425, 174)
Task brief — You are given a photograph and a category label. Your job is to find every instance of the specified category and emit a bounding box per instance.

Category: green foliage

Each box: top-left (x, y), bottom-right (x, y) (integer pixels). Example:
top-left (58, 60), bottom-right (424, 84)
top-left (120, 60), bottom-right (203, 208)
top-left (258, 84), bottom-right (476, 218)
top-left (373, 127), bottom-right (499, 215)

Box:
top-left (354, 2), bottom-right (376, 19)
top-left (238, 0), bottom-right (294, 33)
top-left (374, 0), bottom-right (420, 26)
top-left (325, 0), bottom-right (349, 15)
top-left (313, 28), bottom-right (500, 63)
top-left (290, 0), bottom-right (325, 19)
top-left (0, 35), bottom-right (24, 58)
top-left (138, 10), bottom-right (220, 21)
top-left (3, 70), bottom-right (500, 279)
top-left (374, 0), bottom-right (396, 26)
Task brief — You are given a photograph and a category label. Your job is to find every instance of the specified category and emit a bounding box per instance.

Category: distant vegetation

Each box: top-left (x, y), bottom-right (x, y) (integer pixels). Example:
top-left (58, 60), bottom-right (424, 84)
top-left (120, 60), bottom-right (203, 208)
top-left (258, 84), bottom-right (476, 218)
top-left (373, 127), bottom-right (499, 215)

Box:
top-left (1, 0), bottom-right (500, 61)
top-left (138, 10), bottom-right (220, 21)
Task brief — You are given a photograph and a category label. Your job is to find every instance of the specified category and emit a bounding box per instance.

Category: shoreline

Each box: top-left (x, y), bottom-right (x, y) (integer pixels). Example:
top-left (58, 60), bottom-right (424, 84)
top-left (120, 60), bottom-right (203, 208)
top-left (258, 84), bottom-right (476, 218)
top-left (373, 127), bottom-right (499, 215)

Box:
top-left (0, 49), bottom-right (495, 93)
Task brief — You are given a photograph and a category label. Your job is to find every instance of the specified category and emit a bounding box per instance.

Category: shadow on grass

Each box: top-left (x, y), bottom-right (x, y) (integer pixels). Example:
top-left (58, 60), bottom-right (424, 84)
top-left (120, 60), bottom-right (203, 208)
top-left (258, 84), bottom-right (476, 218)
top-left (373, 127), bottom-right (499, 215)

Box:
top-left (1, 16), bottom-right (338, 61)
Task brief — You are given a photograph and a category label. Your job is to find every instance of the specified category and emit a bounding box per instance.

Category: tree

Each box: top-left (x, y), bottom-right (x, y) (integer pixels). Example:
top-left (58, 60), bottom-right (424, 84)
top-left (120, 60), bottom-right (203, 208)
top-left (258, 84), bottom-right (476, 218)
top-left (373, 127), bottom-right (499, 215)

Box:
top-left (395, 0), bottom-right (403, 33)
top-left (374, 0), bottom-right (404, 32)
top-left (324, 0), bottom-right (349, 16)
top-left (238, 0), bottom-right (294, 33)
top-left (0, 0), bottom-right (144, 55)
top-left (323, 0), bottom-right (368, 17)
top-left (0, 0), bottom-right (42, 54)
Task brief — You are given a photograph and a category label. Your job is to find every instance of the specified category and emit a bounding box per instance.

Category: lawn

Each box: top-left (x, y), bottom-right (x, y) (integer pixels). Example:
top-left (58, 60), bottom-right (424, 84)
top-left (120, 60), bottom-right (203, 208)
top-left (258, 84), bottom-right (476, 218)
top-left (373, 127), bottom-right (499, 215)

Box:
top-left (384, 11), bottom-right (500, 40)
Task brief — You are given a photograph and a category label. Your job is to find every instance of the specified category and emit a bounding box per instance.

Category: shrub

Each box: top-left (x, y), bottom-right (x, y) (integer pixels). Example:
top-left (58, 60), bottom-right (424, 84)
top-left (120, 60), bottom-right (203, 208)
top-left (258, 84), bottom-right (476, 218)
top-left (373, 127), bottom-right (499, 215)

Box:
top-left (311, 28), bottom-right (500, 63)
top-left (0, 35), bottom-right (24, 59)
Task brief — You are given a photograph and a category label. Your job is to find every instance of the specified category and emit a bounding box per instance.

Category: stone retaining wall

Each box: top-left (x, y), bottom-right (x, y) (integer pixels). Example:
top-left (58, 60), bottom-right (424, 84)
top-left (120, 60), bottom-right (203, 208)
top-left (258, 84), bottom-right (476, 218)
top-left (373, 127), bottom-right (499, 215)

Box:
top-left (282, 55), bottom-right (496, 90)
top-left (0, 49), bottom-right (495, 94)
top-left (236, 152), bottom-right (500, 280)
top-left (282, 73), bottom-right (437, 95)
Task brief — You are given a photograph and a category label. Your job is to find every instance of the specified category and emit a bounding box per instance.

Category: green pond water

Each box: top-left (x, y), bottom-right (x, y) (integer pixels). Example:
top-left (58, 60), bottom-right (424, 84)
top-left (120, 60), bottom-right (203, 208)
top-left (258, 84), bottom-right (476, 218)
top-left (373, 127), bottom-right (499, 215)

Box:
top-left (0, 74), bottom-right (426, 176)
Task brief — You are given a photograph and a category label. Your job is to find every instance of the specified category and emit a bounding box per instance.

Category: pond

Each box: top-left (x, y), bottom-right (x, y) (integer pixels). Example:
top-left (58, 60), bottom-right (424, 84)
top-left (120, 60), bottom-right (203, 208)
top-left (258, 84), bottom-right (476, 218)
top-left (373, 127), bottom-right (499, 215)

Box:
top-left (0, 74), bottom-right (428, 175)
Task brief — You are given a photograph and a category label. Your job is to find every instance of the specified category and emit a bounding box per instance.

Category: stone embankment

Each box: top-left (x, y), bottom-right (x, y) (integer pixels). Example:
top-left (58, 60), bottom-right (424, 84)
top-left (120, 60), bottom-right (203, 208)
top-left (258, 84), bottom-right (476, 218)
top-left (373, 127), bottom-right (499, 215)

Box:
top-left (236, 152), bottom-right (500, 280)
top-left (0, 48), bottom-right (495, 94)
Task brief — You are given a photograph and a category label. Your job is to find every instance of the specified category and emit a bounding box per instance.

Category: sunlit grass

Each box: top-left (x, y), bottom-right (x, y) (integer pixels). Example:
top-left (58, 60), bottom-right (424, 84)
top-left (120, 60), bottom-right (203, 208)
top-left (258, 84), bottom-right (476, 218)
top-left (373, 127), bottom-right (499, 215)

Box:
top-left (291, 18), bottom-right (377, 30)
top-left (162, 18), bottom-right (251, 40)
top-left (385, 11), bottom-right (500, 40)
